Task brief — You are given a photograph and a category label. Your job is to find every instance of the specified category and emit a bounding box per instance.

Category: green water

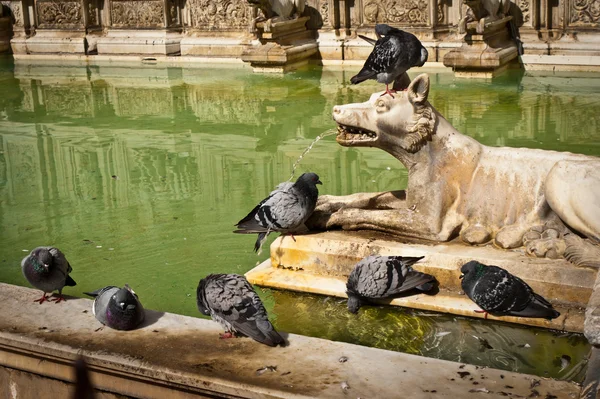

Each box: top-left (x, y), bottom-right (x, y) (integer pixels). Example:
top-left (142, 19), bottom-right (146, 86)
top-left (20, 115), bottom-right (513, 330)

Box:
top-left (1, 56), bottom-right (599, 381)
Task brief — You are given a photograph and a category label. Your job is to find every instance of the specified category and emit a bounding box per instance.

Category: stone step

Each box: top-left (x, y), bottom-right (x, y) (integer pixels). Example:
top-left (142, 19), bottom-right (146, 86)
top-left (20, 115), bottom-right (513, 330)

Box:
top-left (246, 259), bottom-right (585, 333)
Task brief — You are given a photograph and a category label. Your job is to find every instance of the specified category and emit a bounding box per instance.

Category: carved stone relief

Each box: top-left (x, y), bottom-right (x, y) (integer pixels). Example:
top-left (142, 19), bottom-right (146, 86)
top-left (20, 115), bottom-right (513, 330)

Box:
top-left (516, 0), bottom-right (531, 24)
top-left (188, 0), bottom-right (249, 30)
top-left (320, 0), bottom-right (330, 26)
top-left (362, 0), bottom-right (430, 25)
top-left (570, 0), bottom-right (600, 26)
top-left (37, 1), bottom-right (83, 27)
top-left (111, 0), bottom-right (164, 28)
top-left (168, 0), bottom-right (179, 25)
top-left (88, 0), bottom-right (99, 26)
top-left (1, 1), bottom-right (23, 26)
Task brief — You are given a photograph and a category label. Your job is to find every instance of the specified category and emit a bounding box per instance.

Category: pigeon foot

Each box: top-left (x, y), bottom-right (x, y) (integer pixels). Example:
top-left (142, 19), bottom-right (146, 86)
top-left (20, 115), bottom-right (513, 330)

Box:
top-left (380, 85), bottom-right (396, 98)
top-left (474, 309), bottom-right (489, 319)
top-left (219, 332), bottom-right (235, 340)
top-left (33, 293), bottom-right (50, 304)
top-left (50, 294), bottom-right (66, 304)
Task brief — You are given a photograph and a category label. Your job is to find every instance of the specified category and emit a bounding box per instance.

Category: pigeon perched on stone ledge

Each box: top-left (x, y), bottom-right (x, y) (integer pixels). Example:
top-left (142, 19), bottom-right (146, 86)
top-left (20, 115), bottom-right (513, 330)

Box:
top-left (234, 172), bottom-right (322, 253)
top-left (84, 285), bottom-right (145, 330)
top-left (197, 273), bottom-right (284, 347)
top-left (21, 246), bottom-right (76, 304)
top-left (351, 24), bottom-right (428, 97)
top-left (346, 255), bottom-right (436, 313)
top-left (460, 260), bottom-right (560, 320)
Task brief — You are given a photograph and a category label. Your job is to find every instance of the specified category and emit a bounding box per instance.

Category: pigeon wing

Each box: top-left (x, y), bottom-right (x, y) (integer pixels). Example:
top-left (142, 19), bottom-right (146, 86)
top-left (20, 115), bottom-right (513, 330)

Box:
top-left (204, 275), bottom-right (283, 346)
top-left (351, 36), bottom-right (400, 84)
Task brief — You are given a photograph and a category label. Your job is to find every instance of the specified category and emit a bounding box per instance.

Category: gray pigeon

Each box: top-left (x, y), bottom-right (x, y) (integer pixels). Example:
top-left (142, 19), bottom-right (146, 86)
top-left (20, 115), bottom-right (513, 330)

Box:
top-left (234, 172), bottom-right (322, 252)
top-left (460, 260), bottom-right (560, 320)
top-left (196, 274), bottom-right (284, 347)
top-left (84, 285), bottom-right (145, 330)
top-left (21, 246), bottom-right (76, 304)
top-left (346, 255), bottom-right (435, 313)
top-left (351, 24), bottom-right (428, 97)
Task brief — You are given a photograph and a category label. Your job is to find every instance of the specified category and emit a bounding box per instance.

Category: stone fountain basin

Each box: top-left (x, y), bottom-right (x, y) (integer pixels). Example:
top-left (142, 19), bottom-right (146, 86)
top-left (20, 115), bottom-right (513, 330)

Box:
top-left (0, 283), bottom-right (583, 398)
top-left (245, 231), bottom-right (593, 333)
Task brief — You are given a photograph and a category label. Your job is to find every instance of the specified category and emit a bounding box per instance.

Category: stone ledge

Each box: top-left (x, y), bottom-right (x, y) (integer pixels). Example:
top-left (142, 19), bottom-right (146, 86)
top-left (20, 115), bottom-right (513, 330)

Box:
top-left (0, 283), bottom-right (583, 398)
top-left (264, 231), bottom-right (595, 308)
top-left (246, 259), bottom-right (585, 333)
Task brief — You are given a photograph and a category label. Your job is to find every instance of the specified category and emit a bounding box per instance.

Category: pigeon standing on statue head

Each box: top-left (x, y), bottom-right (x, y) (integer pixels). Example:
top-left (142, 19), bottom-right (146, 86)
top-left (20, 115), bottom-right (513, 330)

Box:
top-left (21, 246), bottom-right (76, 304)
top-left (84, 285), bottom-right (145, 330)
top-left (234, 172), bottom-right (322, 253)
top-left (459, 260), bottom-right (560, 320)
top-left (346, 255), bottom-right (436, 313)
top-left (197, 273), bottom-right (284, 347)
top-left (351, 24), bottom-right (428, 97)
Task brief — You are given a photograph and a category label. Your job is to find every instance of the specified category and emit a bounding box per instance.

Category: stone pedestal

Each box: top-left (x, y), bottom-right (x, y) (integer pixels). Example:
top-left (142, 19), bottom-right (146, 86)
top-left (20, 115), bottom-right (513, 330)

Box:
top-left (246, 231), bottom-right (591, 332)
top-left (241, 16), bottom-right (318, 72)
top-left (96, 30), bottom-right (182, 55)
top-left (443, 17), bottom-right (518, 78)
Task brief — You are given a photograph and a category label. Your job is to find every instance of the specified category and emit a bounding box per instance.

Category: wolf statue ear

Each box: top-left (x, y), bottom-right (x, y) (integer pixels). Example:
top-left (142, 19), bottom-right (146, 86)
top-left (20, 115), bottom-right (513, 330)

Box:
top-left (407, 74), bottom-right (430, 106)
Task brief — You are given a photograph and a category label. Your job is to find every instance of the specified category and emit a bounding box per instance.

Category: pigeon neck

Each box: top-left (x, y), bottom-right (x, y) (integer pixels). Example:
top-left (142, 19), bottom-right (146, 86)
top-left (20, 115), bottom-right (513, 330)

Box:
top-left (295, 180), bottom-right (318, 201)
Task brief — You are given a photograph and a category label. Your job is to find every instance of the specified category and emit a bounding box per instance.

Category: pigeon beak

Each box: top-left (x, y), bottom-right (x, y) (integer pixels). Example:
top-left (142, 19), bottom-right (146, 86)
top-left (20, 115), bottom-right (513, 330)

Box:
top-left (316, 180), bottom-right (322, 185)
top-left (459, 274), bottom-right (464, 279)
top-left (118, 302), bottom-right (126, 310)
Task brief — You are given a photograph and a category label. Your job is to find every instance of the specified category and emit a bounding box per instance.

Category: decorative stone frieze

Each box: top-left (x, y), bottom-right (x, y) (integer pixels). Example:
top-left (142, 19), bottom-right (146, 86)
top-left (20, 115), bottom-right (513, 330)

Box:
top-left (187, 0), bottom-right (250, 30)
top-left (570, 0), bottom-right (600, 26)
top-left (361, 0), bottom-right (430, 26)
top-left (1, 0), bottom-right (24, 26)
top-left (36, 0), bottom-right (84, 28)
top-left (110, 0), bottom-right (165, 28)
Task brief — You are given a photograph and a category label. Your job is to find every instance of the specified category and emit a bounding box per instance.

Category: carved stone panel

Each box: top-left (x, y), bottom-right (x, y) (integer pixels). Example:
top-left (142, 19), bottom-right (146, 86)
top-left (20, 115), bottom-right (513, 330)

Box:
top-left (570, 0), bottom-right (600, 26)
top-left (1, 0), bottom-right (24, 26)
top-left (87, 0), bottom-right (101, 26)
top-left (111, 0), bottom-right (165, 28)
top-left (36, 0), bottom-right (84, 28)
top-left (188, 0), bottom-right (250, 30)
top-left (515, 0), bottom-right (532, 27)
top-left (360, 0), bottom-right (430, 26)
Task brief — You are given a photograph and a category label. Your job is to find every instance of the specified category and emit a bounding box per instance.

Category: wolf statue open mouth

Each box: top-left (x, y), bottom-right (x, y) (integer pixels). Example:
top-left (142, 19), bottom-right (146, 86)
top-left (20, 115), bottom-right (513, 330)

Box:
top-left (336, 123), bottom-right (378, 145)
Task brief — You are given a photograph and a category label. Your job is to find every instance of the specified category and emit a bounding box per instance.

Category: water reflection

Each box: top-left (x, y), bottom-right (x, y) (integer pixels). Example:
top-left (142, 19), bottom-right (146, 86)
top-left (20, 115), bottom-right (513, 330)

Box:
top-left (0, 59), bottom-right (598, 381)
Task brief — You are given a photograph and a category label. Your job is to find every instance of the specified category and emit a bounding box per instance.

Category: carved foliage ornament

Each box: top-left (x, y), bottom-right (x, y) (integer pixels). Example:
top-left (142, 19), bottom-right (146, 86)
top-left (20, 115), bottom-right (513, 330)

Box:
top-left (516, 0), bottom-right (530, 24)
top-left (571, 0), bottom-right (600, 25)
top-left (111, 1), bottom-right (164, 27)
top-left (1, 1), bottom-right (23, 26)
top-left (189, 0), bottom-right (249, 29)
top-left (363, 0), bottom-right (429, 25)
top-left (37, 1), bottom-right (83, 26)
top-left (320, 0), bottom-right (330, 26)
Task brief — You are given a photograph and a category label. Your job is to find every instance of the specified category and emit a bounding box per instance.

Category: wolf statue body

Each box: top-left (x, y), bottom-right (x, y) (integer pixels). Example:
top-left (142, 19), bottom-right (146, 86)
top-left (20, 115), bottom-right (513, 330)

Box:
top-left (312, 74), bottom-right (600, 268)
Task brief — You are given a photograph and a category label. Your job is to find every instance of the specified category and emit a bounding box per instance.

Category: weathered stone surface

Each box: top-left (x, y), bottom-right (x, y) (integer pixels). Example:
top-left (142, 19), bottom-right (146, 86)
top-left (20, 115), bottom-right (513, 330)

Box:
top-left (0, 283), bottom-right (583, 398)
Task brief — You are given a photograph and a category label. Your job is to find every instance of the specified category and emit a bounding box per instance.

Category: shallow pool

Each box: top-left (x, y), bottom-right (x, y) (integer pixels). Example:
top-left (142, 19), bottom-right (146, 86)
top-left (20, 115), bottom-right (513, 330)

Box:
top-left (1, 56), bottom-right (599, 381)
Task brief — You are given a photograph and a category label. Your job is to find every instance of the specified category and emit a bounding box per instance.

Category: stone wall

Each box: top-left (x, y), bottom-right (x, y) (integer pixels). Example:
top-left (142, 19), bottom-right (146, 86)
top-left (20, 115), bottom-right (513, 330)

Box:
top-left (1, 0), bottom-right (599, 63)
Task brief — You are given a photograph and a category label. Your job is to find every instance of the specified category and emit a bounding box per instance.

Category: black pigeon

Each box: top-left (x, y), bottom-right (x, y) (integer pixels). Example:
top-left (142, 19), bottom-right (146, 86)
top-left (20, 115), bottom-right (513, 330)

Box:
top-left (197, 274), bottom-right (284, 347)
top-left (21, 246), bottom-right (76, 304)
top-left (346, 255), bottom-right (435, 313)
top-left (351, 24), bottom-right (428, 97)
top-left (84, 285), bottom-right (145, 330)
top-left (460, 260), bottom-right (560, 320)
top-left (234, 172), bottom-right (322, 252)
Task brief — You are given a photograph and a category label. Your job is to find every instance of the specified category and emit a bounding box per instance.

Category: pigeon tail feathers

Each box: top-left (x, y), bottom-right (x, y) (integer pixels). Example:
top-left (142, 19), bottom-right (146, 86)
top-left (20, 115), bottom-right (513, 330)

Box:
top-left (65, 275), bottom-right (77, 287)
top-left (254, 232), bottom-right (268, 253)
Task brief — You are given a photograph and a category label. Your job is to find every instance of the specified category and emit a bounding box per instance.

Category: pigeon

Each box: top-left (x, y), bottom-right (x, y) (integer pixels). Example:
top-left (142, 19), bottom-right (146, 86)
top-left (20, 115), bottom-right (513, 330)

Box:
top-left (21, 246), bottom-right (76, 304)
top-left (196, 274), bottom-right (284, 347)
top-left (459, 260), bottom-right (560, 320)
top-left (351, 24), bottom-right (428, 97)
top-left (346, 255), bottom-right (436, 313)
top-left (234, 172), bottom-right (322, 252)
top-left (84, 285), bottom-right (145, 330)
